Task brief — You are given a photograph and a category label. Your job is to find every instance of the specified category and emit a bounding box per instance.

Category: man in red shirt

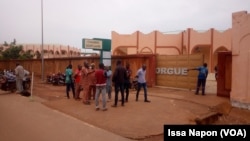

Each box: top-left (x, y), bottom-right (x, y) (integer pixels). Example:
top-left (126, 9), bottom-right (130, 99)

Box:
top-left (95, 63), bottom-right (107, 111)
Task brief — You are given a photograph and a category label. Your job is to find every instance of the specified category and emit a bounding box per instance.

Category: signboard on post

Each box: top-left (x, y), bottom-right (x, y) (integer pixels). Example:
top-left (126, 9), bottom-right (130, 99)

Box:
top-left (82, 38), bottom-right (111, 65)
top-left (82, 39), bottom-right (103, 50)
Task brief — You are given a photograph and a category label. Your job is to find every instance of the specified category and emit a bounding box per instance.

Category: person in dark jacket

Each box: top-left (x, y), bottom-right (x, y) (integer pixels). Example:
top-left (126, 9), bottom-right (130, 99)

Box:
top-left (111, 60), bottom-right (127, 107)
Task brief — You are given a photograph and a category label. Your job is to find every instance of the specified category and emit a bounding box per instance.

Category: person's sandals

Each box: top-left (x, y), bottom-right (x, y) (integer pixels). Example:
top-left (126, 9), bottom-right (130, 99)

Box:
top-left (83, 101), bottom-right (90, 105)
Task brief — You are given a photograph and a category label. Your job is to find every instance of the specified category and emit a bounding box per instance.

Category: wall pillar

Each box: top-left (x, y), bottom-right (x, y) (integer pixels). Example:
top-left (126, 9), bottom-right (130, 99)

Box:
top-left (231, 11), bottom-right (250, 110)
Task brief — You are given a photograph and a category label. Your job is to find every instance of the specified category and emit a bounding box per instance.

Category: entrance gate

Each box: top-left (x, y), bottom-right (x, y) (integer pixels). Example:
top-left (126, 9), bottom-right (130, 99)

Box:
top-left (156, 54), bottom-right (203, 90)
top-left (217, 51), bottom-right (232, 97)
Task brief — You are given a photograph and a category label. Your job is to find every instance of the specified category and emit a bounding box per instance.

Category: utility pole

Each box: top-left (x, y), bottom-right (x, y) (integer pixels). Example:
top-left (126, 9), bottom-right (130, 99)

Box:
top-left (41, 0), bottom-right (44, 81)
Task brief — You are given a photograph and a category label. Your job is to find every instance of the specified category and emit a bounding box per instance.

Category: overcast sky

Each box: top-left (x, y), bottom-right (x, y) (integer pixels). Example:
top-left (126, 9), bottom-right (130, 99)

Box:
top-left (0, 0), bottom-right (250, 50)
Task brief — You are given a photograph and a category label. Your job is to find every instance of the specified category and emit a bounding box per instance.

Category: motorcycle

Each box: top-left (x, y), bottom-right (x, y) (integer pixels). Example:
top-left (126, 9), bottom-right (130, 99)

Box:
top-left (46, 73), bottom-right (54, 84)
top-left (0, 74), bottom-right (31, 92)
top-left (52, 72), bottom-right (66, 86)
top-left (23, 77), bottom-right (31, 90)
top-left (130, 76), bottom-right (138, 91)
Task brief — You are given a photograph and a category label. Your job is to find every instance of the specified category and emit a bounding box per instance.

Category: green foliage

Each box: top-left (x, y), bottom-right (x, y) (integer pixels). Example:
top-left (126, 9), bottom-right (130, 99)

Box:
top-left (20, 50), bottom-right (34, 59)
top-left (35, 51), bottom-right (41, 59)
top-left (0, 40), bottom-right (34, 60)
top-left (2, 45), bottom-right (23, 59)
top-left (0, 46), bottom-right (3, 53)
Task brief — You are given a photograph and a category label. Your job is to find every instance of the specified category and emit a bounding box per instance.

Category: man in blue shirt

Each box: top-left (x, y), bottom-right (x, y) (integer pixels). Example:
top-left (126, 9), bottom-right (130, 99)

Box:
top-left (188, 63), bottom-right (208, 95)
top-left (65, 64), bottom-right (75, 99)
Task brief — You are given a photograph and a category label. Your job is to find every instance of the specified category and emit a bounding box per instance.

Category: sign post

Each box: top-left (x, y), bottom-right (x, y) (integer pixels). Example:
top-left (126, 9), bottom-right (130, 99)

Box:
top-left (82, 38), bottom-right (111, 66)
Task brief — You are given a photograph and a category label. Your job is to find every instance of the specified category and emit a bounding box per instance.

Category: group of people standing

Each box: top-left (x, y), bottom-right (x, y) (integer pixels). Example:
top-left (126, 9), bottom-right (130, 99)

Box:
top-left (65, 61), bottom-right (111, 111)
top-left (65, 60), bottom-right (151, 111)
top-left (0, 62), bottom-right (30, 94)
top-left (111, 60), bottom-right (150, 108)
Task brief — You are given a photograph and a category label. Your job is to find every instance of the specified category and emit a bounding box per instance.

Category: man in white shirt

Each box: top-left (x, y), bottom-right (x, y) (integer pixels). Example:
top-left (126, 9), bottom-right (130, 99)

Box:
top-left (135, 64), bottom-right (150, 102)
top-left (15, 63), bottom-right (25, 93)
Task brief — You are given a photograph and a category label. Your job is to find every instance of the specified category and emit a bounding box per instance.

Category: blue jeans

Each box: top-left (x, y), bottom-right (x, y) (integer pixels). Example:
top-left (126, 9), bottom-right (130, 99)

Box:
top-left (136, 82), bottom-right (148, 101)
top-left (95, 86), bottom-right (107, 109)
top-left (106, 85), bottom-right (112, 99)
top-left (196, 79), bottom-right (206, 95)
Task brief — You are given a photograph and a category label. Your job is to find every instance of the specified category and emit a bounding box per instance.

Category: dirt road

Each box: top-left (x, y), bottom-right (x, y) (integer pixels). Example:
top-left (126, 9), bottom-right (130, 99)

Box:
top-left (1, 77), bottom-right (250, 141)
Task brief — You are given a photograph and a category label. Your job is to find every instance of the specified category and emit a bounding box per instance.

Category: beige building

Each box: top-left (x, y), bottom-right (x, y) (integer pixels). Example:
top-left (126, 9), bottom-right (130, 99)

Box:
top-left (112, 28), bottom-right (231, 73)
top-left (112, 10), bottom-right (250, 110)
top-left (231, 11), bottom-right (250, 110)
top-left (0, 44), bottom-right (81, 58)
top-left (1, 11), bottom-right (249, 110)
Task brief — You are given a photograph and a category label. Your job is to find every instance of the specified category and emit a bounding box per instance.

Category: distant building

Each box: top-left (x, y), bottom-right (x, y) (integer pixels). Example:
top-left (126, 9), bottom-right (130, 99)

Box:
top-left (0, 44), bottom-right (81, 58)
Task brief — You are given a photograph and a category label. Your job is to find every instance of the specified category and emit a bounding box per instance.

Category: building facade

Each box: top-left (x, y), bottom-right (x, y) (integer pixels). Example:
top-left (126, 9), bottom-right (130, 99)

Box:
top-left (0, 44), bottom-right (81, 58)
top-left (112, 10), bottom-right (250, 110)
top-left (112, 28), bottom-right (231, 73)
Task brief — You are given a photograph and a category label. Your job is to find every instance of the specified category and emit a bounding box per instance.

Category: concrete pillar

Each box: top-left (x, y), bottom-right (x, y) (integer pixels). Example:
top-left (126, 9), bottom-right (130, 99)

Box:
top-left (231, 11), bottom-right (250, 110)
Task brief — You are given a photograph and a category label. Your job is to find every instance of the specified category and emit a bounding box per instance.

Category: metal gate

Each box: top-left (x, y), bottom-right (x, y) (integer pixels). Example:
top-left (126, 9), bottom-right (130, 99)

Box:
top-left (156, 54), bottom-right (203, 90)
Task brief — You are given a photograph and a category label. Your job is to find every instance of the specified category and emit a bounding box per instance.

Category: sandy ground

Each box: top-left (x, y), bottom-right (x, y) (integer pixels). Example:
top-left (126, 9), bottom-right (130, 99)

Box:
top-left (2, 77), bottom-right (250, 141)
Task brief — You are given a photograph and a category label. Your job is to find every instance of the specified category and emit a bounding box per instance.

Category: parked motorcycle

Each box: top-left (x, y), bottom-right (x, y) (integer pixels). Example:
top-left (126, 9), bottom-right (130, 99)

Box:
top-left (0, 73), bottom-right (31, 92)
top-left (46, 73), bottom-right (54, 84)
top-left (130, 76), bottom-right (138, 91)
top-left (23, 77), bottom-right (31, 90)
top-left (52, 72), bottom-right (66, 86)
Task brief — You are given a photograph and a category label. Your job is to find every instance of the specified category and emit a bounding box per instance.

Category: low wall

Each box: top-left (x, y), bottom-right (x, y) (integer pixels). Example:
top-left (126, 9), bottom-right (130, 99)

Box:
top-left (0, 55), bottom-right (156, 87)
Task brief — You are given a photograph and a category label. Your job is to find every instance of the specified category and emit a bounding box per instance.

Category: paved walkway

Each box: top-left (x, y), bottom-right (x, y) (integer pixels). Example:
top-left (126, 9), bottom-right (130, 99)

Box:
top-left (0, 94), bottom-right (133, 141)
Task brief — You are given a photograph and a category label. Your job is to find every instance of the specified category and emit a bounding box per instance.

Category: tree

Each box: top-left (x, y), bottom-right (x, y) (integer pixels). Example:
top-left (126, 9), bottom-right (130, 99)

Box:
top-left (1, 44), bottom-right (23, 59)
top-left (0, 39), bottom-right (34, 60)
top-left (35, 51), bottom-right (41, 59)
top-left (19, 50), bottom-right (34, 59)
